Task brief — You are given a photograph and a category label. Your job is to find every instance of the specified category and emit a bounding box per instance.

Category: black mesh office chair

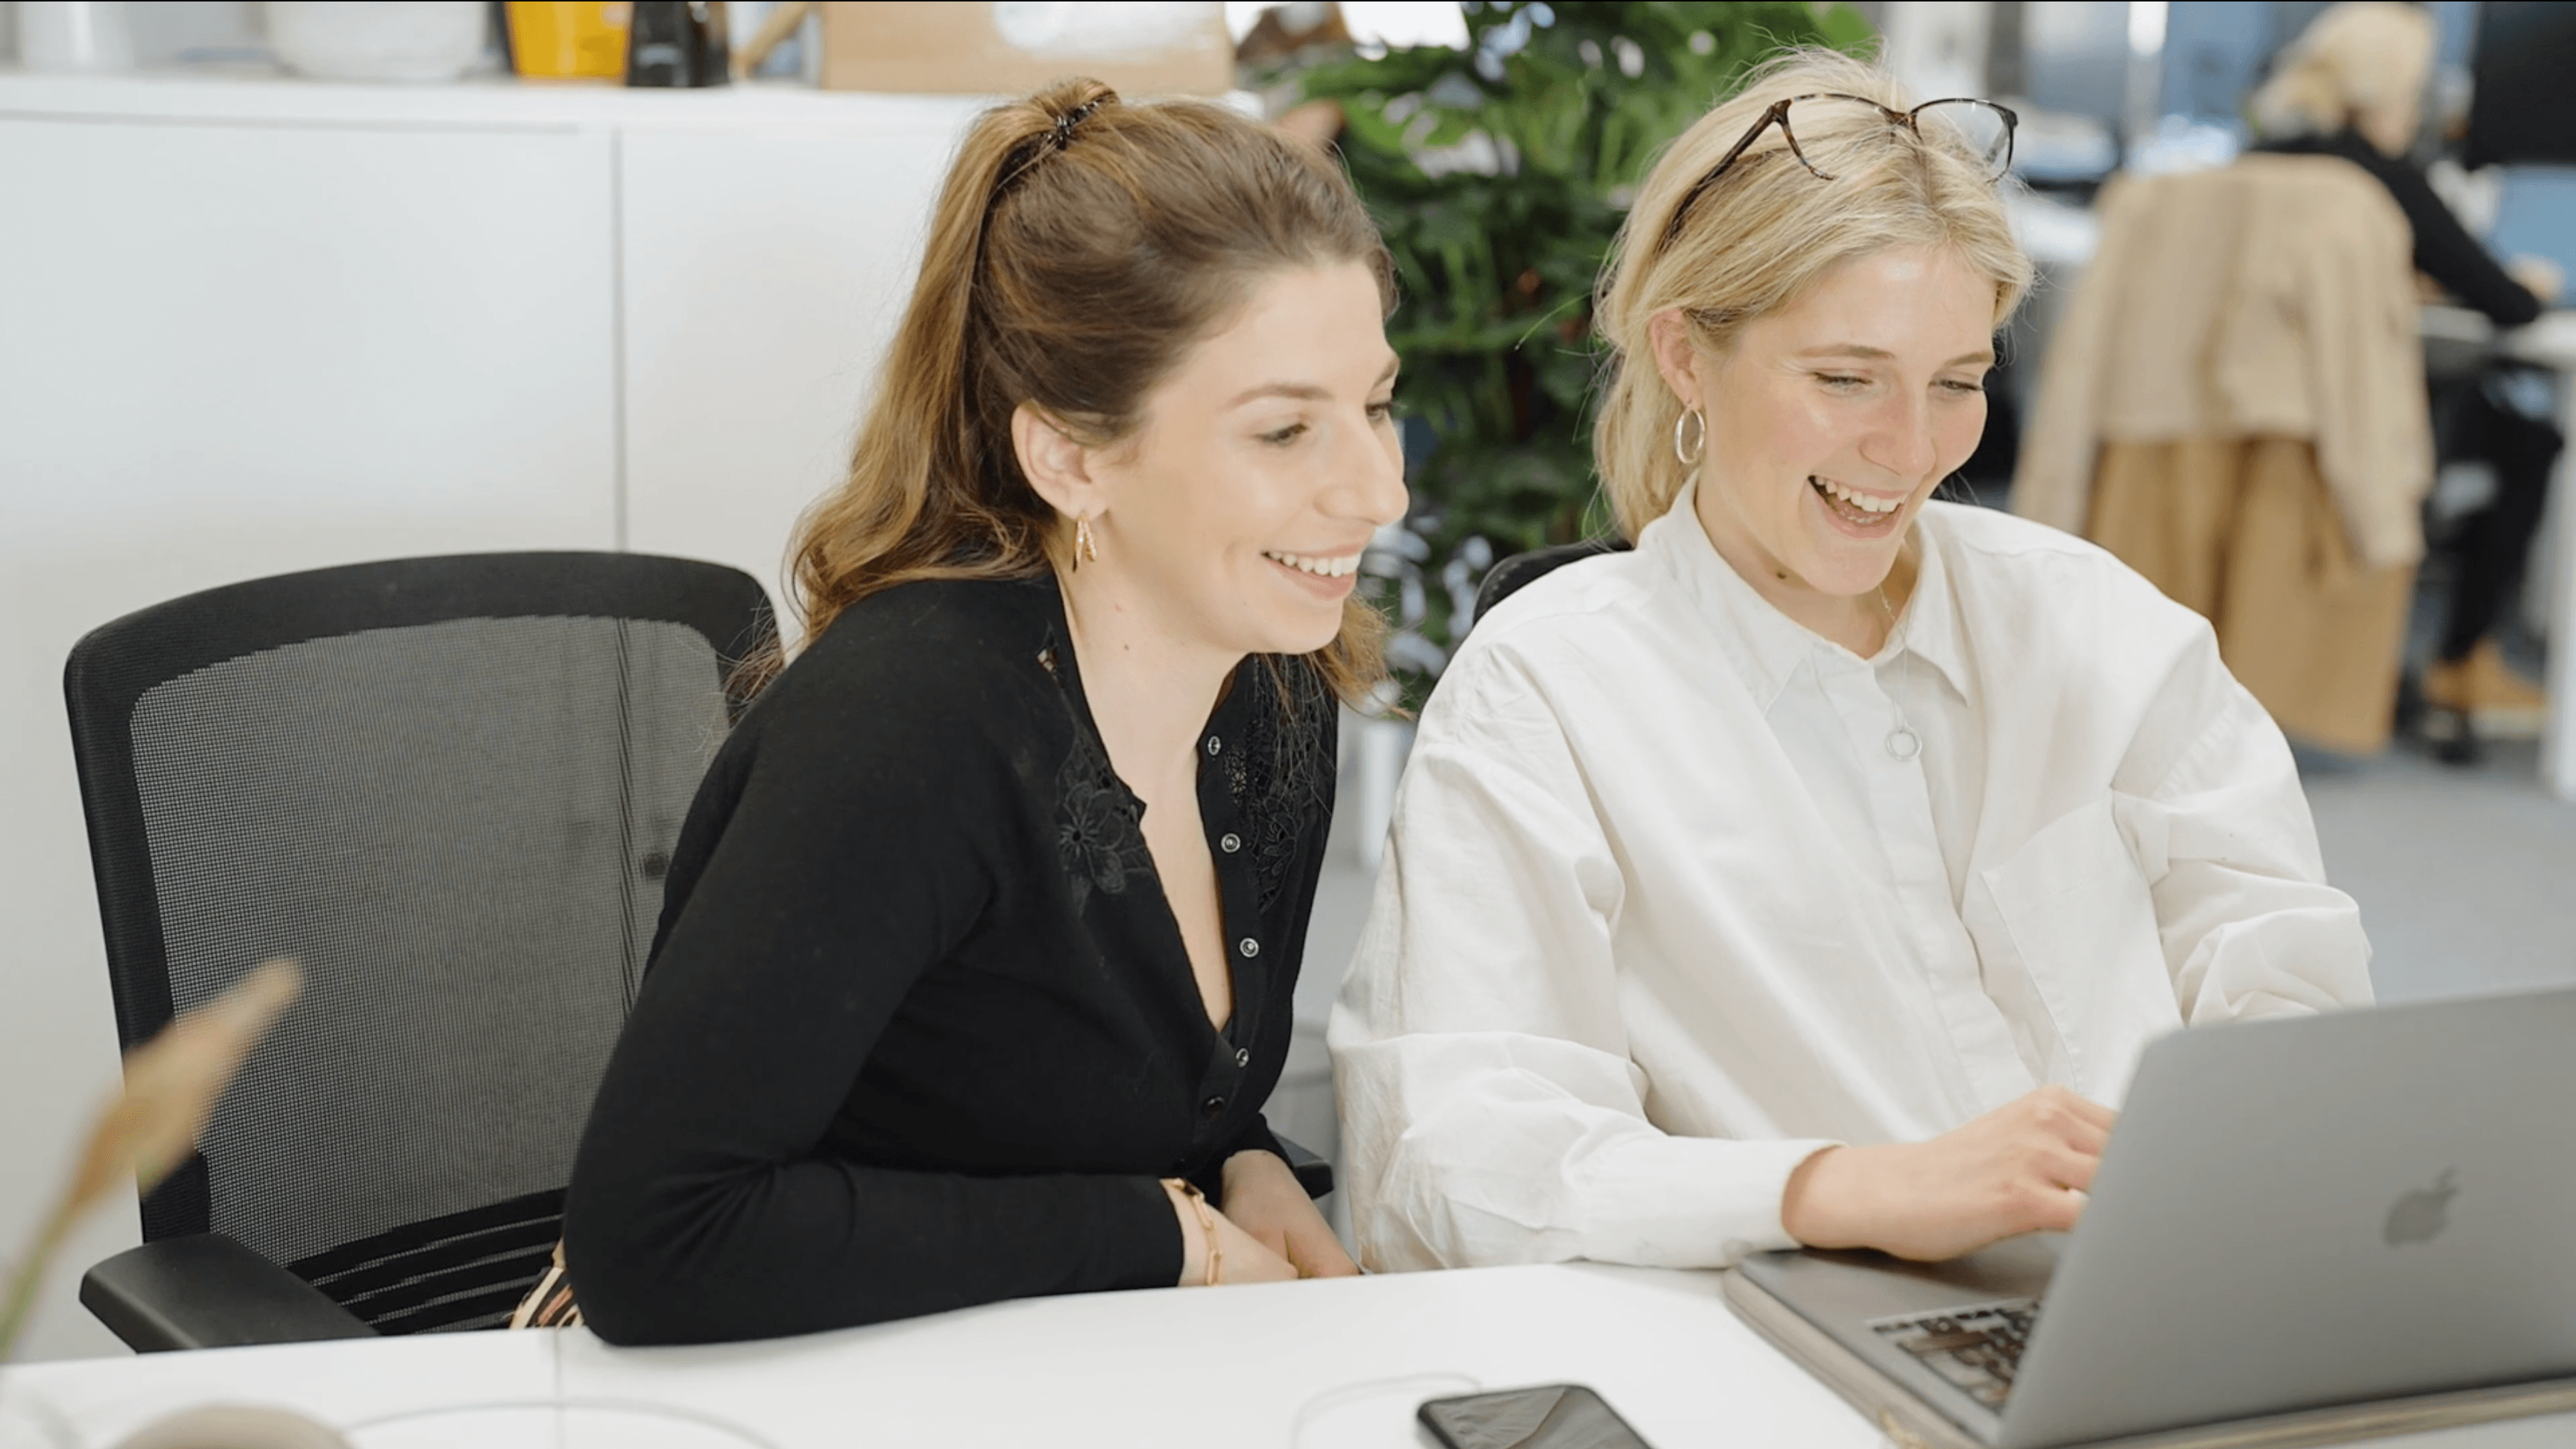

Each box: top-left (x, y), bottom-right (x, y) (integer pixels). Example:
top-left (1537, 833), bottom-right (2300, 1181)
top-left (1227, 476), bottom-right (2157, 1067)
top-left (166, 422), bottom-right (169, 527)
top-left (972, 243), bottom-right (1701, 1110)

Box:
top-left (1469, 538), bottom-right (1633, 628)
top-left (63, 553), bottom-right (775, 1351)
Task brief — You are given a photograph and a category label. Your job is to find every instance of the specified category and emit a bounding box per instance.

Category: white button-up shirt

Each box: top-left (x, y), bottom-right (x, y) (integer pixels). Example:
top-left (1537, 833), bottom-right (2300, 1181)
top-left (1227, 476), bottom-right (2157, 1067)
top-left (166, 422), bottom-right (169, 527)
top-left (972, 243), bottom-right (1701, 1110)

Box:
top-left (1329, 486), bottom-right (2373, 1273)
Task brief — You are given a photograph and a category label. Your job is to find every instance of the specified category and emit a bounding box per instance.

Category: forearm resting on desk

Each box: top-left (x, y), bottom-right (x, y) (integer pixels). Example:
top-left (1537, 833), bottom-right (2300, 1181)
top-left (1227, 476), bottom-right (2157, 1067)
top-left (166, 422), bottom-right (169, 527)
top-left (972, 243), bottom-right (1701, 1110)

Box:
top-left (562, 1158), bottom-right (1183, 1344)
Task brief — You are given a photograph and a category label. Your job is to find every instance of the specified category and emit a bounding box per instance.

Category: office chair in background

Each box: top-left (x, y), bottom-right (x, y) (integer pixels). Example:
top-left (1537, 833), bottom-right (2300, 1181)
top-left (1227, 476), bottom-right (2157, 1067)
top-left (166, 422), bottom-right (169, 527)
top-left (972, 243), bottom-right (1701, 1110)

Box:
top-left (1470, 538), bottom-right (1632, 626)
top-left (2015, 156), bottom-right (2431, 757)
top-left (62, 553), bottom-right (775, 1351)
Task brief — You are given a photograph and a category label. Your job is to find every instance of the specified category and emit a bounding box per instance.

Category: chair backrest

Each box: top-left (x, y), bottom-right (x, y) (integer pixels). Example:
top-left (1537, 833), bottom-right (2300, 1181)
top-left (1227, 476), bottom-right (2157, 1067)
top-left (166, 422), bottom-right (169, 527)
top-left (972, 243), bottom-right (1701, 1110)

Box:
top-left (1471, 538), bottom-right (1632, 628)
top-left (63, 552), bottom-right (774, 1334)
top-left (2013, 154), bottom-right (2429, 561)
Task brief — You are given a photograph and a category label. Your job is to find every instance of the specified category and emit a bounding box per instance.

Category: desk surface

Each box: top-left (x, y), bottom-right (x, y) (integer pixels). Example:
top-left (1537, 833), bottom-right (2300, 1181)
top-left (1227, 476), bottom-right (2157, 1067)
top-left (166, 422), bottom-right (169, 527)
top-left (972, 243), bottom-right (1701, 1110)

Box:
top-left (3, 1263), bottom-right (2572, 1448)
top-left (2419, 304), bottom-right (2576, 367)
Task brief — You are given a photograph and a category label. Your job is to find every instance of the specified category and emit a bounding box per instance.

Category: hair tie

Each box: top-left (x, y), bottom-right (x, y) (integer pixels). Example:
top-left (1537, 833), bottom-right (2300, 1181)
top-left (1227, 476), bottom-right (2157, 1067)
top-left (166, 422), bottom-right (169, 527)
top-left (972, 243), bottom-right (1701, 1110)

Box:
top-left (1054, 98), bottom-right (1105, 150)
top-left (981, 94), bottom-right (1114, 265)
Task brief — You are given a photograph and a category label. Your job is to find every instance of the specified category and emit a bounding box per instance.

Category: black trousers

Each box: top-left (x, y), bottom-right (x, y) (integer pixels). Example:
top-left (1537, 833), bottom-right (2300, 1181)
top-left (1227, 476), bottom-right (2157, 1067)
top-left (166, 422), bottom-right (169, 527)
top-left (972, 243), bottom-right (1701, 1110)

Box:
top-left (2434, 370), bottom-right (2566, 663)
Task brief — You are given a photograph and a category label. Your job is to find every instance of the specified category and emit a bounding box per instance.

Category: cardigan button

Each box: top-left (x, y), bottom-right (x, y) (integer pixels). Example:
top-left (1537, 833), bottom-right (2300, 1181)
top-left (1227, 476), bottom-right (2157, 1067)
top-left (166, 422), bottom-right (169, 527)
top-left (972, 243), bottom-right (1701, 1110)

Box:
top-left (1205, 736), bottom-right (1222, 757)
top-left (1234, 1047), bottom-right (1251, 1068)
top-left (1237, 937), bottom-right (1259, 959)
top-left (1201, 1095), bottom-right (1228, 1117)
top-left (1219, 833), bottom-right (1242, 853)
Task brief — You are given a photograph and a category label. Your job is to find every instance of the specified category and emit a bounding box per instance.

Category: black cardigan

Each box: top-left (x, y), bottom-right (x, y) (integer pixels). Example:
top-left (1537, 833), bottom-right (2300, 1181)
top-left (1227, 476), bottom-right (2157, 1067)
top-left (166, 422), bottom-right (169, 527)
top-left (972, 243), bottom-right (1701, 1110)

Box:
top-left (2261, 130), bottom-right (2544, 327)
top-left (564, 574), bottom-right (1336, 1344)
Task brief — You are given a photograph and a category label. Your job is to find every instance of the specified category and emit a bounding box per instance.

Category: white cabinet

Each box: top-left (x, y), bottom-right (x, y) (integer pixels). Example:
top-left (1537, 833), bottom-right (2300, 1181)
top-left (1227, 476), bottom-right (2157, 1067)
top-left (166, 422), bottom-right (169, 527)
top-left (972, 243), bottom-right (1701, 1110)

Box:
top-left (0, 118), bottom-right (619, 550)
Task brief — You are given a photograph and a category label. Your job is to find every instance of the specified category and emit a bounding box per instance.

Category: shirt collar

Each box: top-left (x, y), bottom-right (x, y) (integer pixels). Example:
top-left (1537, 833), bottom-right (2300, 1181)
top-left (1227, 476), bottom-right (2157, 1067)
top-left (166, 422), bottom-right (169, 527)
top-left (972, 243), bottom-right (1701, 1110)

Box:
top-left (1639, 479), bottom-right (1972, 706)
top-left (1889, 514), bottom-right (1971, 701)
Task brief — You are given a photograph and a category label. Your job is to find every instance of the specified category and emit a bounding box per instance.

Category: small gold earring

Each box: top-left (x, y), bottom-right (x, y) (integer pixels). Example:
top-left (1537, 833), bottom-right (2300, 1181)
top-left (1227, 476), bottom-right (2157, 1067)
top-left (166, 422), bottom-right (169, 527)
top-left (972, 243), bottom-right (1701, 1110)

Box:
top-left (1075, 515), bottom-right (1099, 567)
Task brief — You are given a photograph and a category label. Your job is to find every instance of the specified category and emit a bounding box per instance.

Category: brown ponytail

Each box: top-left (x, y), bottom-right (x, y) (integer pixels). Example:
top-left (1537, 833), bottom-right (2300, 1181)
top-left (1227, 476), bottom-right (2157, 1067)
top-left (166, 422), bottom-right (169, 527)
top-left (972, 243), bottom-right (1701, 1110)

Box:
top-left (738, 80), bottom-right (1396, 705)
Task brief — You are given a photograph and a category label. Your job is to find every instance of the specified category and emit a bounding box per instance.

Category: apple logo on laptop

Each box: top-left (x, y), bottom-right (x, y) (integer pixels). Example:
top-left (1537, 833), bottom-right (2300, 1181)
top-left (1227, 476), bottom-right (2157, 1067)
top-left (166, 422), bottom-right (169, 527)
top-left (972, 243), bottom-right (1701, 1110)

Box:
top-left (2383, 1169), bottom-right (2459, 1246)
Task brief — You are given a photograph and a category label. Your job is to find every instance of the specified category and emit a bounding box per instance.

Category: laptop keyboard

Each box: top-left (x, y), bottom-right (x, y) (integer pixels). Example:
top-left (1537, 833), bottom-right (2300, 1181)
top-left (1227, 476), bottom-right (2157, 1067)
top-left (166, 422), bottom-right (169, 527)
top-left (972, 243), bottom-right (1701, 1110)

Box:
top-left (1870, 1298), bottom-right (2041, 1409)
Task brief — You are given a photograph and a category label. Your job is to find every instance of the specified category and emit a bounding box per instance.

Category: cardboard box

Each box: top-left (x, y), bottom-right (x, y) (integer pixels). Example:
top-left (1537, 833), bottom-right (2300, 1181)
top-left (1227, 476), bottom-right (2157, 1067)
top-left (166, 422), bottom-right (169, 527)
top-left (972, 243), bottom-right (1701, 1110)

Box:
top-left (819, 2), bottom-right (1233, 96)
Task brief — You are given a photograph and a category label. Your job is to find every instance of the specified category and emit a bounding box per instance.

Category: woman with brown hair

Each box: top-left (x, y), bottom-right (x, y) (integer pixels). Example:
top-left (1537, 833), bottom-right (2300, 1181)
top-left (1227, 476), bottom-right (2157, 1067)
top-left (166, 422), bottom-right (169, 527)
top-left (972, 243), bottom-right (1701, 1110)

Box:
top-left (550, 79), bottom-right (1407, 1343)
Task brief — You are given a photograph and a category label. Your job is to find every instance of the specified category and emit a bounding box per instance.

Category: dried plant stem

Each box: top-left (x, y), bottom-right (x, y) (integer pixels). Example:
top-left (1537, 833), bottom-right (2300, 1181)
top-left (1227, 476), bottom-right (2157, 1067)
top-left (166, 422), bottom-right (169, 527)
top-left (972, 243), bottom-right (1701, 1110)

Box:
top-left (0, 961), bottom-right (302, 1364)
top-left (0, 1208), bottom-right (78, 1371)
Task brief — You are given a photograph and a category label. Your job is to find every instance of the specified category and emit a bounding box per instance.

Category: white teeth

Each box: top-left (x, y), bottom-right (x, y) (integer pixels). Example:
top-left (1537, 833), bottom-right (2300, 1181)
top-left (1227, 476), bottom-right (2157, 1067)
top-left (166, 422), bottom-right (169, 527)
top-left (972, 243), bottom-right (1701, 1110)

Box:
top-left (1812, 476), bottom-right (1903, 515)
top-left (1266, 550), bottom-right (1361, 578)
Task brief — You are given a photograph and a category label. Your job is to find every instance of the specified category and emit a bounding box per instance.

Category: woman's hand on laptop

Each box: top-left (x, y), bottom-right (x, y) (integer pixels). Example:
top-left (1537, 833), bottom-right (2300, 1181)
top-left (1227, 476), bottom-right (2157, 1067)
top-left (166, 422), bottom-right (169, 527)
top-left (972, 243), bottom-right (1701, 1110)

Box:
top-left (1778, 1086), bottom-right (2116, 1261)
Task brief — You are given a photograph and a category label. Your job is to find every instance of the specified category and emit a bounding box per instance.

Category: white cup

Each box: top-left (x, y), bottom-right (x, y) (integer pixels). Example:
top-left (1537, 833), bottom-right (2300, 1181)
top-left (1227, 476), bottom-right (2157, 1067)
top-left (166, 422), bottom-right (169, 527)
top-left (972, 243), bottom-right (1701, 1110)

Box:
top-left (265, 1), bottom-right (486, 83)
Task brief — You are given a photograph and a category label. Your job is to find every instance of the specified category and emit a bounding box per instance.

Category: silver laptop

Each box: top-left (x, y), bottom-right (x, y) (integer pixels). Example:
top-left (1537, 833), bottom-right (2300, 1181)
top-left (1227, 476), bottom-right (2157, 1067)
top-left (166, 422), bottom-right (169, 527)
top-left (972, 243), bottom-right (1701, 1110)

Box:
top-left (1723, 987), bottom-right (2576, 1448)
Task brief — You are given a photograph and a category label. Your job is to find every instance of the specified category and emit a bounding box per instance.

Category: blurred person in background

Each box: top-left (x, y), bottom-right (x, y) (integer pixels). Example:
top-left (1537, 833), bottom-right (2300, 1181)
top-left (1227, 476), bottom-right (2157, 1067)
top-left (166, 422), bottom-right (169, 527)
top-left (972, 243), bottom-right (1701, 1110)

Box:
top-left (2253, 0), bottom-right (2565, 747)
top-left (542, 79), bottom-right (1407, 1344)
top-left (1331, 51), bottom-right (2372, 1276)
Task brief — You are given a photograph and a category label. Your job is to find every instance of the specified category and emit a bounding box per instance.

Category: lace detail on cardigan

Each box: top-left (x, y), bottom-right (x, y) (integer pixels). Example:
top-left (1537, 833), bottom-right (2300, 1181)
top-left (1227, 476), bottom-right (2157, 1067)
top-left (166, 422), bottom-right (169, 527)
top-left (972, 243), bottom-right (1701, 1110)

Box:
top-left (1044, 646), bottom-right (1155, 911)
top-left (1227, 657), bottom-right (1333, 912)
top-left (1041, 643), bottom-right (1328, 915)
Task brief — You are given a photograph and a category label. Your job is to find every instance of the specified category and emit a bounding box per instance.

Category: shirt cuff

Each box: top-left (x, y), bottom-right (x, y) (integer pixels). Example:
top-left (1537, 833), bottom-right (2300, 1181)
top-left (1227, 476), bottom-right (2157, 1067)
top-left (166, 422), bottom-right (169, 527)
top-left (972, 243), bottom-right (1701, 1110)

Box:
top-left (1574, 1134), bottom-right (1846, 1267)
top-left (1113, 1172), bottom-right (1189, 1292)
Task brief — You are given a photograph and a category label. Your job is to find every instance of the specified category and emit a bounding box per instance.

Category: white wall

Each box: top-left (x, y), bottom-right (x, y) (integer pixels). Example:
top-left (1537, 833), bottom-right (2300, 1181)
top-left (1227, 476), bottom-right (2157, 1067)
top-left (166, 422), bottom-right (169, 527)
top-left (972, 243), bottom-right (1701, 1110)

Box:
top-left (616, 116), bottom-right (973, 579)
top-left (0, 72), bottom-right (981, 1360)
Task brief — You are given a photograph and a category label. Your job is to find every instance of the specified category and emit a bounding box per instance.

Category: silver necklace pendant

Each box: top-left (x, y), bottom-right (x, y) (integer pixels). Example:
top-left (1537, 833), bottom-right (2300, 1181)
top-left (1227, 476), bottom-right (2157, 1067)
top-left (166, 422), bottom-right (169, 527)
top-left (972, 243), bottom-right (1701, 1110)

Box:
top-left (1885, 725), bottom-right (1922, 762)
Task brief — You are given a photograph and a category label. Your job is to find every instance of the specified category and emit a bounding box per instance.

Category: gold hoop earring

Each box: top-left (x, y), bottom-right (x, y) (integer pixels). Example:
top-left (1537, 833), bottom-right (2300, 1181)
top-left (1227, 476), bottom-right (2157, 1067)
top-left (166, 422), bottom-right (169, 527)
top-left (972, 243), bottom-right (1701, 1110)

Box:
top-left (1074, 515), bottom-right (1099, 568)
top-left (1673, 407), bottom-right (1706, 467)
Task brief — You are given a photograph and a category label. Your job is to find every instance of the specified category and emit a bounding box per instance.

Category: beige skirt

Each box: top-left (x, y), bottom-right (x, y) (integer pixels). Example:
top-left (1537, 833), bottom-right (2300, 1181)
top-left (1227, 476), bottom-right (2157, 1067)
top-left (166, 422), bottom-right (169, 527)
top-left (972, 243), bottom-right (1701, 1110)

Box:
top-left (2088, 435), bottom-right (2414, 756)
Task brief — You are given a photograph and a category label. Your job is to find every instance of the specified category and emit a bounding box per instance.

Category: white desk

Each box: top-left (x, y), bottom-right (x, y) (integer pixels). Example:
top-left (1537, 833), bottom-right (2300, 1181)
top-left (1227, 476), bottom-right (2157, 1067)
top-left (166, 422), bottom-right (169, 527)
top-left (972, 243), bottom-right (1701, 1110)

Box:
top-left (2418, 307), bottom-right (2576, 799)
top-left (3, 1263), bottom-right (2571, 1448)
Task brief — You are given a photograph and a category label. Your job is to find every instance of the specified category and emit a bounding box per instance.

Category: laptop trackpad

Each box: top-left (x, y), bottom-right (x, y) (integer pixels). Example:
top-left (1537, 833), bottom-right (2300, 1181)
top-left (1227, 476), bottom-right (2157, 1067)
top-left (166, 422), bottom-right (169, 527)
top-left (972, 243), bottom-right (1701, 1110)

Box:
top-left (1747, 1234), bottom-right (2062, 1316)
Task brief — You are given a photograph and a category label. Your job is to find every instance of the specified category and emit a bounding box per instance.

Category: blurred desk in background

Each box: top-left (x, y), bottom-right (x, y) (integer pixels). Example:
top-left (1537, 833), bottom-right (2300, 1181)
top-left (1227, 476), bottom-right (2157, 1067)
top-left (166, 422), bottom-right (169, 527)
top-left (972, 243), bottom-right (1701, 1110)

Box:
top-left (2419, 306), bottom-right (2576, 801)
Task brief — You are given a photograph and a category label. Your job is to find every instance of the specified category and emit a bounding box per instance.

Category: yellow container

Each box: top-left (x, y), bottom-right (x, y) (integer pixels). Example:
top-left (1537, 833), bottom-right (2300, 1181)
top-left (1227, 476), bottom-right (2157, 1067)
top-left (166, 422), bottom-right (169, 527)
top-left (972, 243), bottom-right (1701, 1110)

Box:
top-left (507, 1), bottom-right (631, 80)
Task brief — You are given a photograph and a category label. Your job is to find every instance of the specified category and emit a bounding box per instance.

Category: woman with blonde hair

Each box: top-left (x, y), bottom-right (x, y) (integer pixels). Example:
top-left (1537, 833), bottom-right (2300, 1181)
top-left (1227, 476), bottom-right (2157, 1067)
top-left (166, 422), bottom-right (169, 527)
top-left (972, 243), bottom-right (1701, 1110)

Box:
top-left (550, 78), bottom-right (1408, 1342)
top-left (2248, 0), bottom-right (2437, 153)
top-left (2253, 0), bottom-right (2562, 749)
top-left (1330, 51), bottom-right (2373, 1273)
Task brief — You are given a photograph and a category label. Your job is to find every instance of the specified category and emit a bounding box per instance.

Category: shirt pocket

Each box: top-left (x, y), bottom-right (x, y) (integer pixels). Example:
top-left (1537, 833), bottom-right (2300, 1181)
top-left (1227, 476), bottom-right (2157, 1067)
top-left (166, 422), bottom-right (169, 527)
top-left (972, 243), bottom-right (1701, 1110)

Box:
top-left (1975, 798), bottom-right (2184, 1105)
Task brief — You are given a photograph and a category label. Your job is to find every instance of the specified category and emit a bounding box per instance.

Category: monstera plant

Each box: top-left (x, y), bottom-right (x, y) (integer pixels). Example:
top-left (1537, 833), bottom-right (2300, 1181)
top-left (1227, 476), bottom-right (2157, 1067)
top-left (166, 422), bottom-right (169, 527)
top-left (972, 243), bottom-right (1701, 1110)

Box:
top-left (1275, 0), bottom-right (1874, 694)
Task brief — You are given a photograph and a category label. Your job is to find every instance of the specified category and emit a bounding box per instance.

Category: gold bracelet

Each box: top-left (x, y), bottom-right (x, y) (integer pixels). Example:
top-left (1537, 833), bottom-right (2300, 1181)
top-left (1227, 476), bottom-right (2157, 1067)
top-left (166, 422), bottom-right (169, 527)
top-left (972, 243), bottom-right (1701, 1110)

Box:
top-left (1164, 1178), bottom-right (1221, 1286)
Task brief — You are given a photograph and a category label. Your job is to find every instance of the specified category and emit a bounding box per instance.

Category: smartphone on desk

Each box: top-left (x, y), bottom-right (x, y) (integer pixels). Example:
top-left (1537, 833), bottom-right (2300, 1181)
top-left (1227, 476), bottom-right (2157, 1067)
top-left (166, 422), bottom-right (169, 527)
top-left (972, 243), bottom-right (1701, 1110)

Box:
top-left (1417, 1384), bottom-right (1655, 1449)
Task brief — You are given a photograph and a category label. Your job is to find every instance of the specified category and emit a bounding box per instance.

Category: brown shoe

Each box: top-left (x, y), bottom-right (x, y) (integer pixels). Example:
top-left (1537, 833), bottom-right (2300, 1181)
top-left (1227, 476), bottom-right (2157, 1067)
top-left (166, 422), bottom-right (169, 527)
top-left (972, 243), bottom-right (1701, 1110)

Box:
top-left (2428, 640), bottom-right (2548, 737)
top-left (2422, 654), bottom-right (2472, 715)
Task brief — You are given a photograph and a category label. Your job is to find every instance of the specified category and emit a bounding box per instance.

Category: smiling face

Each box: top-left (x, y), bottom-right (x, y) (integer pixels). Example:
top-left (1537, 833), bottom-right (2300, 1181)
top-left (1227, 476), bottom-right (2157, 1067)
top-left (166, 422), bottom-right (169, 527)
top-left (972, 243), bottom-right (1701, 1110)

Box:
top-left (1062, 262), bottom-right (1408, 658)
top-left (1653, 244), bottom-right (1995, 628)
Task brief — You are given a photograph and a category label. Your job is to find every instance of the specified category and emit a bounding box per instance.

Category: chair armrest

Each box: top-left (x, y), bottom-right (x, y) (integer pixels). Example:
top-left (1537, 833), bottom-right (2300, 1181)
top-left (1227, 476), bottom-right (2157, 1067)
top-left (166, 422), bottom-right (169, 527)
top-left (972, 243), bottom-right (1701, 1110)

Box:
top-left (1275, 1134), bottom-right (1334, 1201)
top-left (81, 1234), bottom-right (376, 1351)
